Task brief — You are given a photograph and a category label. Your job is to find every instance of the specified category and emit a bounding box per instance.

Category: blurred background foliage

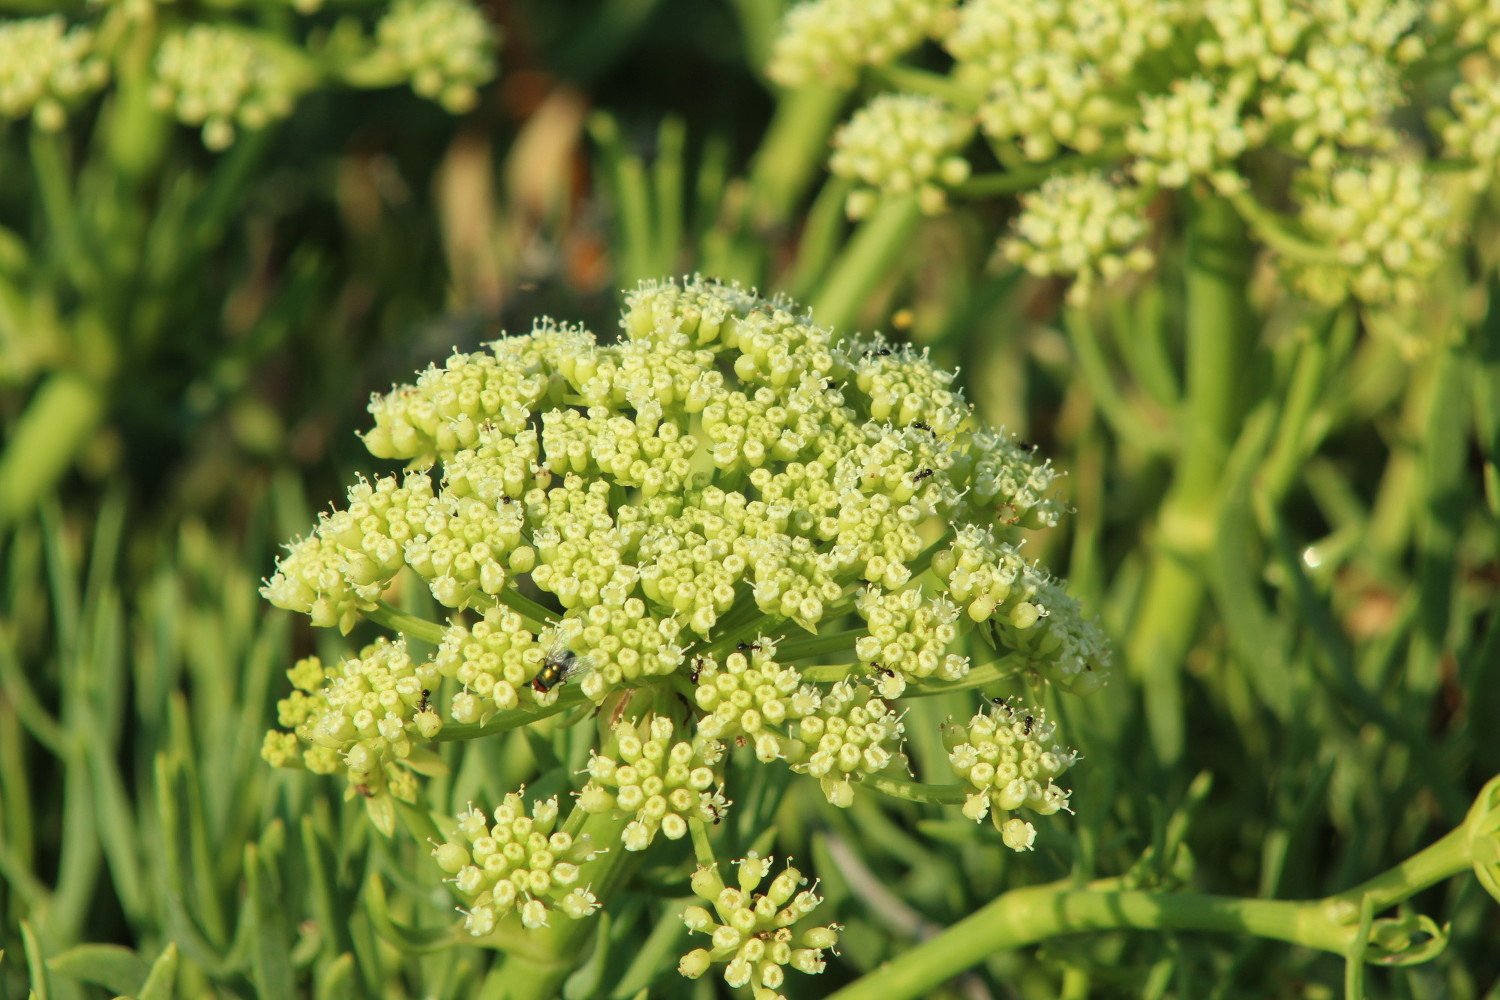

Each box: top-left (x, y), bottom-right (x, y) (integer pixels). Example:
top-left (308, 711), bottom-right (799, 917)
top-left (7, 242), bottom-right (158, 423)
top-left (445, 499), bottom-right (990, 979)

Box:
top-left (0, 0), bottom-right (1497, 997)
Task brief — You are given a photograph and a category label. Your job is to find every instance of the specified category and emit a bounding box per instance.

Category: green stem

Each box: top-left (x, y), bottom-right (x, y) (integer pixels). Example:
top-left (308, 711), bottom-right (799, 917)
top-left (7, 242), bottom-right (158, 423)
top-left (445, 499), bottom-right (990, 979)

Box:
top-left (1127, 194), bottom-right (1252, 763)
top-left (862, 774), bottom-right (969, 805)
top-left (901, 654), bottom-right (1027, 698)
top-left (1336, 824), bottom-right (1472, 914)
top-left (29, 125), bottom-right (87, 289)
top-left (688, 816), bottom-right (720, 871)
top-left (809, 195), bottom-right (923, 333)
top-left (829, 884), bottom-right (1348, 1000)
top-left (833, 812), bottom-right (1480, 1000)
top-left (493, 587), bottom-right (557, 631)
top-left (777, 630), bottom-right (866, 661)
top-left (1063, 307), bottom-right (1173, 453)
top-left (1254, 308), bottom-right (1347, 517)
top-left (786, 176), bottom-right (856, 301)
top-left (1223, 189), bottom-right (1341, 265)
top-left (951, 147), bottom-right (1126, 199)
top-left (430, 689), bottom-right (585, 743)
top-left (745, 86), bottom-right (847, 230)
top-left (367, 602), bottom-right (446, 646)
top-left (800, 663), bottom-right (863, 682)
top-left (869, 64), bottom-right (982, 108)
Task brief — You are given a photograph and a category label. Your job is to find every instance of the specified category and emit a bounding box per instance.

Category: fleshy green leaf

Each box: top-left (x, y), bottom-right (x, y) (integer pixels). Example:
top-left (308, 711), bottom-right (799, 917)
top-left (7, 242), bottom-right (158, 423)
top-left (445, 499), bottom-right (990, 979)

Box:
top-left (47, 944), bottom-right (148, 995)
top-left (137, 943), bottom-right (179, 1000)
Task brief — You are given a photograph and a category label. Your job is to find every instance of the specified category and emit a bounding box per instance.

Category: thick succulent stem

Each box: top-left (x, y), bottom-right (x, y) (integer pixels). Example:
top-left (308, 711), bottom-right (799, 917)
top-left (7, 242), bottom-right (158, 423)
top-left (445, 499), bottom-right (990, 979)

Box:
top-left (1127, 193), bottom-right (1252, 763)
top-left (828, 817), bottom-right (1478, 1000)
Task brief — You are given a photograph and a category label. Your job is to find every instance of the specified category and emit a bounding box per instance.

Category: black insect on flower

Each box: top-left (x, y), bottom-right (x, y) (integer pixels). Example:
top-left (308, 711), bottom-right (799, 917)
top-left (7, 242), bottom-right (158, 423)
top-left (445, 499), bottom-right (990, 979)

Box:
top-left (533, 648), bottom-right (581, 694)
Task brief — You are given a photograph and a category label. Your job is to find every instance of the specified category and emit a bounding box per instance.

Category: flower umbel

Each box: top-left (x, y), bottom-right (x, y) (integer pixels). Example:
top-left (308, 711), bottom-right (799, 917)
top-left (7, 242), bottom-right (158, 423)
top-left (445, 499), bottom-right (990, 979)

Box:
top-left (0, 16), bottom-right (108, 130)
top-left (943, 702), bottom-right (1078, 849)
top-left (435, 794), bottom-right (602, 934)
top-left (678, 853), bottom-right (841, 999)
top-left (578, 716), bottom-right (729, 851)
top-left (263, 277), bottom-right (1106, 944)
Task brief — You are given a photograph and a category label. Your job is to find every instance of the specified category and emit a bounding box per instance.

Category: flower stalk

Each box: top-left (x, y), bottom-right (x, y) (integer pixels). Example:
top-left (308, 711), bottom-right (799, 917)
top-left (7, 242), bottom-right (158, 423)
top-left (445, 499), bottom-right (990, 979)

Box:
top-left (829, 805), bottom-right (1486, 1000)
top-left (1128, 193), bottom-right (1252, 763)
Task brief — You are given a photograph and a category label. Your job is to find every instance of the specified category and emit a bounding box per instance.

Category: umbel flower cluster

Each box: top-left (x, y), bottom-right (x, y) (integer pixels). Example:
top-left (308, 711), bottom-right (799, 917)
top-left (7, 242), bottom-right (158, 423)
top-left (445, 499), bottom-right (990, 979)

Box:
top-left (774, 0), bottom-right (1489, 311)
top-left (261, 278), bottom-right (1107, 991)
top-left (0, 0), bottom-right (496, 146)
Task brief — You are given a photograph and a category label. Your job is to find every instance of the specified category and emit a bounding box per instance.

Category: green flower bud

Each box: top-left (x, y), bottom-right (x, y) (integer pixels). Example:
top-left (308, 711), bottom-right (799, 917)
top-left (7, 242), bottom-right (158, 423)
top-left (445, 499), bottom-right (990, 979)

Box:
top-left (0, 16), bottom-right (108, 130)
top-left (1196, 0), bottom-right (1309, 80)
top-left (854, 587), bottom-right (968, 695)
top-left (1129, 77), bottom-right (1259, 192)
top-left (1440, 75), bottom-right (1500, 190)
top-left (372, 0), bottom-right (498, 112)
top-left (791, 680), bottom-right (907, 807)
top-left (1001, 817), bottom-right (1038, 851)
top-left (769, 0), bottom-right (957, 88)
top-left (830, 93), bottom-right (973, 218)
top-left (694, 640), bottom-right (821, 744)
top-left (262, 472), bottom-right (436, 633)
top-left (579, 716), bottom-right (727, 851)
top-left (262, 639), bottom-right (444, 834)
top-left (943, 703), bottom-right (1076, 848)
top-left (1003, 171), bottom-right (1155, 304)
top-left (679, 854), bottom-right (840, 998)
top-left (1260, 43), bottom-right (1399, 172)
top-left (1312, 0), bottom-right (1424, 63)
top-left (437, 794), bottom-right (602, 934)
top-left (1288, 161), bottom-right (1452, 309)
top-left (1431, 0), bottom-right (1500, 60)
top-left (152, 25), bottom-right (311, 150)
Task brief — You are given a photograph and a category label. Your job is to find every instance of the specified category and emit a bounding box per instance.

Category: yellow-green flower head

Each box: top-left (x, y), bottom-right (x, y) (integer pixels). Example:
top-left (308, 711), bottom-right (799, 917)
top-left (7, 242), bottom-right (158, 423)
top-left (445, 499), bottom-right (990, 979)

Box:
top-left (768, 0), bottom-right (957, 88)
top-left (678, 853), bottom-right (840, 998)
top-left (1311, 0), bottom-right (1425, 63)
top-left (944, 0), bottom-right (1069, 79)
top-left (263, 472), bottom-right (436, 632)
top-left (1128, 77), bottom-right (1259, 192)
top-left (578, 716), bottom-right (728, 851)
top-left (1259, 43), bottom-right (1400, 172)
top-left (787, 679), bottom-right (907, 807)
top-left (1290, 161), bottom-right (1451, 308)
top-left (262, 640), bottom-right (443, 835)
top-left (946, 0), bottom-right (1182, 83)
top-left (1431, 0), bottom-right (1500, 60)
top-left (962, 429), bottom-right (1063, 529)
top-left (152, 24), bottom-right (311, 150)
top-left (434, 793), bottom-right (602, 933)
top-left (932, 525), bottom-right (1109, 693)
top-left (433, 606), bottom-right (546, 721)
top-left (854, 587), bottom-right (968, 697)
top-left (1441, 75), bottom-right (1500, 189)
top-left (373, 0), bottom-right (497, 113)
top-left (363, 339), bottom-right (551, 467)
top-left (829, 93), bottom-right (974, 218)
top-left (0, 16), bottom-right (108, 131)
top-left (941, 702), bottom-right (1077, 850)
top-left (1058, 0), bottom-right (1187, 78)
top-left (1467, 775), bottom-right (1500, 907)
top-left (693, 640), bottom-right (823, 761)
top-left (1195, 0), bottom-right (1310, 80)
top-left (975, 51), bottom-right (1117, 161)
top-left (265, 276), bottom-right (1105, 820)
top-left (947, 0), bottom-right (1183, 161)
top-left (1003, 171), bottom-right (1155, 304)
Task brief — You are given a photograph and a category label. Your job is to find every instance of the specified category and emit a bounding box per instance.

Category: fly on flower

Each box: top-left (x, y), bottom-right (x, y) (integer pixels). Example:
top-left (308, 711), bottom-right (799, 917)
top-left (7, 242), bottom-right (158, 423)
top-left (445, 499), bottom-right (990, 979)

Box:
top-left (534, 644), bottom-right (591, 701)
